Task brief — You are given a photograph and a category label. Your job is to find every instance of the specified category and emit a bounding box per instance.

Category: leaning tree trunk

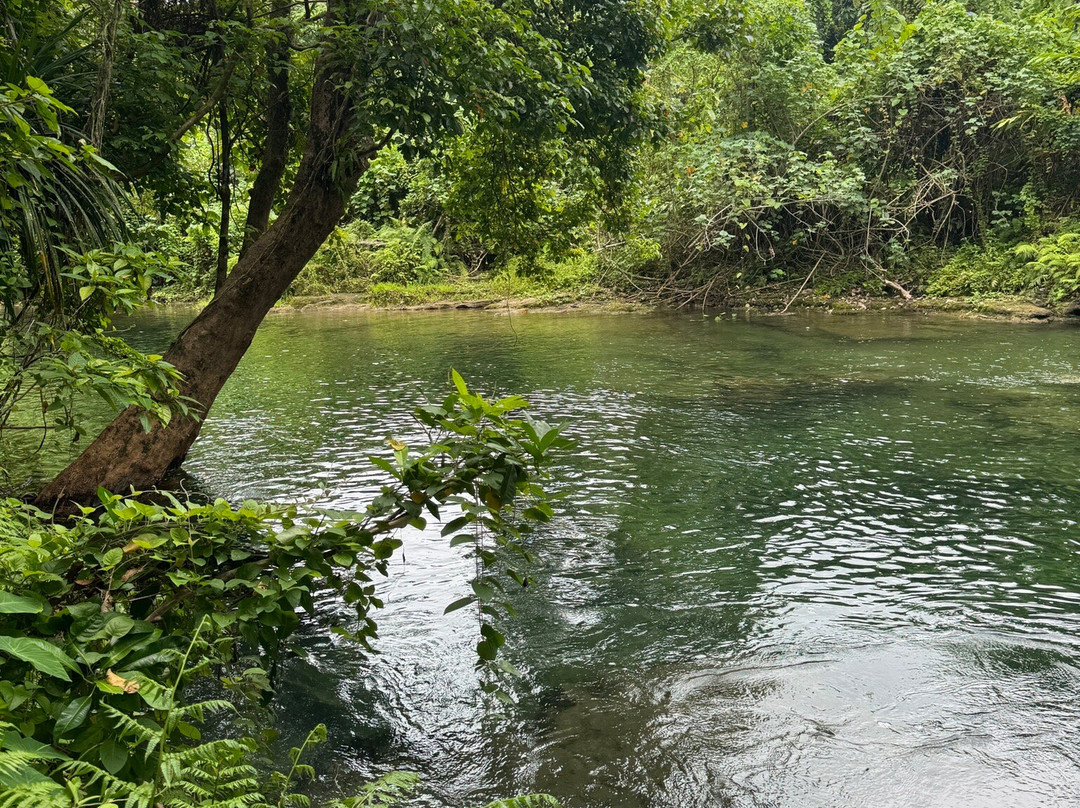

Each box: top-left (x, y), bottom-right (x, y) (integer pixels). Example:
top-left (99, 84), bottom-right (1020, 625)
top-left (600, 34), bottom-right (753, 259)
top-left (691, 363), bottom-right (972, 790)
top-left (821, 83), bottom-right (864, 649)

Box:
top-left (36, 63), bottom-right (363, 506)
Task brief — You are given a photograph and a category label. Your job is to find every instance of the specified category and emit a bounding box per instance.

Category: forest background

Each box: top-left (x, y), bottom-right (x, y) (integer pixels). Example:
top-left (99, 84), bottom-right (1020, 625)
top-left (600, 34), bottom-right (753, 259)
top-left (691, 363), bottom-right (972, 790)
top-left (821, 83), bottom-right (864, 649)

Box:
top-left (27, 0), bottom-right (1076, 312)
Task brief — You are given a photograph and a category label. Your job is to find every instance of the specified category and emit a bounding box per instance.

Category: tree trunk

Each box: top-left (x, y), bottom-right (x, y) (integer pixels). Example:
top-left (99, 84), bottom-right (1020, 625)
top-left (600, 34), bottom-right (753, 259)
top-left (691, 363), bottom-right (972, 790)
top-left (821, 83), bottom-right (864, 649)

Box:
top-left (88, 0), bottom-right (125, 151)
top-left (215, 98), bottom-right (231, 294)
top-left (241, 0), bottom-right (292, 257)
top-left (36, 58), bottom-right (363, 506)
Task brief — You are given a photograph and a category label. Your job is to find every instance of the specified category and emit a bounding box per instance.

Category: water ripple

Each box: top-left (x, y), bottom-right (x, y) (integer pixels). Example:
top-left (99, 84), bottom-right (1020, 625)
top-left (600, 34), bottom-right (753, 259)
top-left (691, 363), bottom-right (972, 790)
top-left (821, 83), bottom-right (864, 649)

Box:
top-left (105, 309), bottom-right (1080, 807)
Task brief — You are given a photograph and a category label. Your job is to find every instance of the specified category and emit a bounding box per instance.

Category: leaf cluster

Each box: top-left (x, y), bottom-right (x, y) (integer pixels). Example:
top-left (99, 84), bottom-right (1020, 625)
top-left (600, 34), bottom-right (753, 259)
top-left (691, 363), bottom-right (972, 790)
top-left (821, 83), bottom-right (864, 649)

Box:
top-left (0, 374), bottom-right (570, 805)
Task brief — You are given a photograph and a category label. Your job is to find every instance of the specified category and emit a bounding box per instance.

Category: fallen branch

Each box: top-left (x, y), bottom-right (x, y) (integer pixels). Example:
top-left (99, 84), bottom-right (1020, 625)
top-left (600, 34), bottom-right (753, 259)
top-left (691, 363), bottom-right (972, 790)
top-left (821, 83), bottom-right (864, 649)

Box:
top-left (781, 257), bottom-right (823, 314)
top-left (882, 277), bottom-right (913, 300)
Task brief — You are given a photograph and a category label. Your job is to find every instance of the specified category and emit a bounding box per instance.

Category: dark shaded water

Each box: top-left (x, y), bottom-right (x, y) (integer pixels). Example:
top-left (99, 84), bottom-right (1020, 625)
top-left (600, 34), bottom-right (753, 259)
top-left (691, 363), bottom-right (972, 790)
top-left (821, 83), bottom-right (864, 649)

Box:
top-left (57, 310), bottom-right (1080, 806)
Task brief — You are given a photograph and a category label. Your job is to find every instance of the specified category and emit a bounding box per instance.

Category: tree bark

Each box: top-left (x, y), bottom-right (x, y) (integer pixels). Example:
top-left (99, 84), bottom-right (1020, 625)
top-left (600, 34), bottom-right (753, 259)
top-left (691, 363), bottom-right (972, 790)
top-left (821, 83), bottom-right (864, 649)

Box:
top-left (215, 98), bottom-right (232, 294)
top-left (241, 0), bottom-right (292, 257)
top-left (36, 50), bottom-right (363, 506)
top-left (88, 0), bottom-right (125, 151)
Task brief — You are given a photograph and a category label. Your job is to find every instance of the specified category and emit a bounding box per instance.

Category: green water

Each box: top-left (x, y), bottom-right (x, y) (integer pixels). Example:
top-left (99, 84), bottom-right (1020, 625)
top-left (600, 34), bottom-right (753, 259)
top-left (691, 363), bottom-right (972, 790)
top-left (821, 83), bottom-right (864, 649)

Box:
top-left (77, 311), bottom-right (1080, 805)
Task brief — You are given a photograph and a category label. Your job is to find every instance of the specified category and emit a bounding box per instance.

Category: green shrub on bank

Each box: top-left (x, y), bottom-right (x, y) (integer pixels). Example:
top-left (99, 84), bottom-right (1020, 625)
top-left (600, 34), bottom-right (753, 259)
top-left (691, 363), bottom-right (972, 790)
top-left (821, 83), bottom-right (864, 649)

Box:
top-left (288, 235), bottom-right (606, 305)
top-left (1015, 230), bottom-right (1080, 301)
top-left (923, 223), bottom-right (1080, 301)
top-left (505, 251), bottom-right (600, 292)
top-left (924, 244), bottom-right (1028, 297)
top-left (292, 220), bottom-right (465, 297)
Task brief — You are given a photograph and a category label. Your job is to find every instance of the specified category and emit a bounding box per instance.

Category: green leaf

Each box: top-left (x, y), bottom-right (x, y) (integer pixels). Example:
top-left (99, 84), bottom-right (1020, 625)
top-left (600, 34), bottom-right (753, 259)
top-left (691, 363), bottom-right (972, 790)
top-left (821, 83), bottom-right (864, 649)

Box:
top-left (451, 368), bottom-right (469, 396)
top-left (444, 596), bottom-right (476, 614)
top-left (131, 533), bottom-right (167, 550)
top-left (0, 636), bottom-right (78, 680)
top-left (99, 738), bottom-right (128, 774)
top-left (441, 515), bottom-right (472, 536)
top-left (0, 591), bottom-right (44, 614)
top-left (177, 721), bottom-right (201, 740)
top-left (523, 505), bottom-right (553, 522)
top-left (471, 581), bottom-right (495, 602)
top-left (54, 694), bottom-right (92, 740)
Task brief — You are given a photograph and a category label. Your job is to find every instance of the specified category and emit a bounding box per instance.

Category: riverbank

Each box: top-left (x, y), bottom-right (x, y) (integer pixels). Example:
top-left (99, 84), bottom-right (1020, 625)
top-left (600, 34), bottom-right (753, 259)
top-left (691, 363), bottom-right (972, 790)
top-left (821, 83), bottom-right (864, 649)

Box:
top-left (158, 273), bottom-right (1079, 322)
top-left (265, 285), bottom-right (1078, 323)
top-left (733, 290), bottom-right (1076, 322)
top-left (271, 290), bottom-right (652, 315)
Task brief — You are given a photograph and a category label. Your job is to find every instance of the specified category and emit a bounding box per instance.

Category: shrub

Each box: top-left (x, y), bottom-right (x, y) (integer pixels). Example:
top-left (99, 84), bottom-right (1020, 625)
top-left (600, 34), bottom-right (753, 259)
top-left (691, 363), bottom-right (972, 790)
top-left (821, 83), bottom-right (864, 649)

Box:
top-left (0, 377), bottom-right (570, 807)
top-left (1014, 229), bottom-right (1080, 301)
top-left (924, 244), bottom-right (1028, 297)
top-left (292, 221), bottom-right (464, 296)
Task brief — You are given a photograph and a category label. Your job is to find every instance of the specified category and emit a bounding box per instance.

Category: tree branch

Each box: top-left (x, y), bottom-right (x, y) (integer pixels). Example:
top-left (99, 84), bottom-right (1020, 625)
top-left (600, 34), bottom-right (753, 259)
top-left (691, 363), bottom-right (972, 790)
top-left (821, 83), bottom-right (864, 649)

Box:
top-left (128, 56), bottom-right (240, 179)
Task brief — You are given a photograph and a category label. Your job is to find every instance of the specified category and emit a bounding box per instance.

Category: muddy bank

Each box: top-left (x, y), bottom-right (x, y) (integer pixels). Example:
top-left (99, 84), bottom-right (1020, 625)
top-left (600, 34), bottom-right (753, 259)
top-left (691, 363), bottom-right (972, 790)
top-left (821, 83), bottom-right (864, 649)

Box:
top-left (267, 289), bottom-right (1079, 323)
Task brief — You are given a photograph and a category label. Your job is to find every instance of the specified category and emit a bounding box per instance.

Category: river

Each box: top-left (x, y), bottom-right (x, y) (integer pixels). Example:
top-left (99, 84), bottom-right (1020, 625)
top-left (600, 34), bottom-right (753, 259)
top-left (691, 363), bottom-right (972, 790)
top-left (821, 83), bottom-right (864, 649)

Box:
top-left (60, 309), bottom-right (1080, 806)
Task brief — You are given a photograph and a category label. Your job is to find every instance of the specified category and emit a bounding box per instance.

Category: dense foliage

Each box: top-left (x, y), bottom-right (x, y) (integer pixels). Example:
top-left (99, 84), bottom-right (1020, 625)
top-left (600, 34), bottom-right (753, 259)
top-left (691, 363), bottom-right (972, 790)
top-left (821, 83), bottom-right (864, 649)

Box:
top-left (0, 375), bottom-right (570, 806)
top-left (13, 0), bottom-right (1076, 310)
top-left (602, 0), bottom-right (1080, 304)
top-left (0, 78), bottom-right (191, 491)
top-left (286, 0), bottom-right (1080, 307)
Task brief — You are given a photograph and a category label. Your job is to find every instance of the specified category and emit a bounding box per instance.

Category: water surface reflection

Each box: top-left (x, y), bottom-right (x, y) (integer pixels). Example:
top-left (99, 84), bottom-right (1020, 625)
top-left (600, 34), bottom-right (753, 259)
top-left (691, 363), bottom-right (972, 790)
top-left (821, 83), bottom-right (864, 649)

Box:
top-left (106, 310), bottom-right (1080, 806)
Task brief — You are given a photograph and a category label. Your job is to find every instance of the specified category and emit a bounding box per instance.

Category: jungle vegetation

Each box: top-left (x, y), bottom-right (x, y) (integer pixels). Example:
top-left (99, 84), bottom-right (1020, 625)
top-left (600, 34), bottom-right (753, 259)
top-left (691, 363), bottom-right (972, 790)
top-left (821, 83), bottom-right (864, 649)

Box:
top-left (277, 0), bottom-right (1080, 309)
top-left (1, 0), bottom-right (1079, 805)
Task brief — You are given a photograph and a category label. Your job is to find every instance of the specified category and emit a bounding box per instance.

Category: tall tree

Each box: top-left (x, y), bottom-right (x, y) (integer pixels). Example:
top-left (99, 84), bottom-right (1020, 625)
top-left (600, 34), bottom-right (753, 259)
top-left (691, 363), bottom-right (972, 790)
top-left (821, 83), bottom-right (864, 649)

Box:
top-left (37, 0), bottom-right (659, 503)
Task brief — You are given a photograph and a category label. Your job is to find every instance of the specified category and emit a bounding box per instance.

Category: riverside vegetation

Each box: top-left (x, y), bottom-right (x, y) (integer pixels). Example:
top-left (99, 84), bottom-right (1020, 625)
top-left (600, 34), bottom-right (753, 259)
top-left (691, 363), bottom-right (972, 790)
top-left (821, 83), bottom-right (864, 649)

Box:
top-left (3, 0), bottom-right (613, 804)
top-left (1, 0), bottom-right (1079, 806)
top-left (130, 0), bottom-right (1080, 313)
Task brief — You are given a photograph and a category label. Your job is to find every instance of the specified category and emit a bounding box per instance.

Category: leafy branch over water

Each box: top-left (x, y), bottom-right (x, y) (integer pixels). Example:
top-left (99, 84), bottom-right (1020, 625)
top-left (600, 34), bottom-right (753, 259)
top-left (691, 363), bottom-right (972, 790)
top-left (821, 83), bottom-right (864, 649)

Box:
top-left (0, 374), bottom-right (570, 807)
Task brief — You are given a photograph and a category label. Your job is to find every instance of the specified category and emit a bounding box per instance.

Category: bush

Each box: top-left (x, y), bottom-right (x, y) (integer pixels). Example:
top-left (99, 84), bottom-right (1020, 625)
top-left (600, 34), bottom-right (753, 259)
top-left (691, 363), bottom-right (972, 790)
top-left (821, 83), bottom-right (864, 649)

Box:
top-left (504, 251), bottom-right (600, 292)
top-left (0, 377), bottom-right (570, 807)
top-left (923, 223), bottom-right (1080, 300)
top-left (292, 220), bottom-right (464, 296)
top-left (924, 244), bottom-right (1028, 297)
top-left (1014, 229), bottom-right (1080, 301)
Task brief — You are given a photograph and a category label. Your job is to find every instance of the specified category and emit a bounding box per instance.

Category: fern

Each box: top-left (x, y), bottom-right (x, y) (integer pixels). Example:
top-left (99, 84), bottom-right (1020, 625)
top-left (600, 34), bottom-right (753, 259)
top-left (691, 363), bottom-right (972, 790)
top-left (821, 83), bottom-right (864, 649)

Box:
top-left (171, 698), bottom-right (236, 726)
top-left (60, 758), bottom-right (129, 792)
top-left (332, 771), bottom-right (421, 808)
top-left (0, 749), bottom-right (53, 785)
top-left (0, 725), bottom-right (76, 806)
top-left (101, 702), bottom-right (161, 746)
top-left (0, 782), bottom-right (69, 808)
top-left (1013, 242), bottom-right (1038, 260)
top-left (473, 796), bottom-right (561, 808)
top-left (1014, 230), bottom-right (1080, 298)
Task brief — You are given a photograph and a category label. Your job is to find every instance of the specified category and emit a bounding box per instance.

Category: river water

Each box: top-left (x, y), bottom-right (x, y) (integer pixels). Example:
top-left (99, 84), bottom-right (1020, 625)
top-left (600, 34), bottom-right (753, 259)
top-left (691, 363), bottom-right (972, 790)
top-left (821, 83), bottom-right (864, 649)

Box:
top-left (82, 310), bottom-right (1080, 805)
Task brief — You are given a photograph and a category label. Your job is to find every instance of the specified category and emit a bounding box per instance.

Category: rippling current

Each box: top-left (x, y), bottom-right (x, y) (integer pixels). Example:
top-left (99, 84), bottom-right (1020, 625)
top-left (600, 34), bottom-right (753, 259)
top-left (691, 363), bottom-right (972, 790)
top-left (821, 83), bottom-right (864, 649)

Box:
top-left (78, 310), bottom-right (1080, 805)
